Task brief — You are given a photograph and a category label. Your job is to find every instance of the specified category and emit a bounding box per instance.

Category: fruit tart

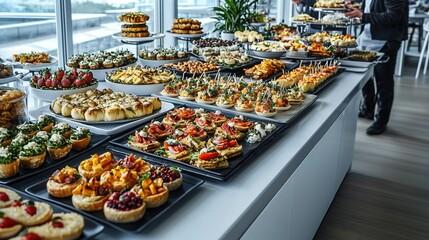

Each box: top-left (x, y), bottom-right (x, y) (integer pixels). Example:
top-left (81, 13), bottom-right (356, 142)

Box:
top-left (131, 175), bottom-right (169, 208)
top-left (215, 122), bottom-right (245, 141)
top-left (207, 134), bottom-right (242, 159)
top-left (0, 147), bottom-right (20, 178)
top-left (16, 122), bottom-right (39, 138)
top-left (0, 188), bottom-right (21, 208)
top-left (8, 133), bottom-right (30, 155)
top-left (194, 115), bottom-right (217, 133)
top-left (227, 115), bottom-right (254, 131)
top-left (157, 138), bottom-right (192, 162)
top-left (18, 142), bottom-right (46, 169)
top-left (0, 127), bottom-right (14, 147)
top-left (147, 121), bottom-right (174, 139)
top-left (47, 166), bottom-right (83, 198)
top-left (25, 212), bottom-right (84, 240)
top-left (150, 165), bottom-right (183, 191)
top-left (46, 134), bottom-right (72, 160)
top-left (103, 191), bottom-right (146, 223)
top-left (9, 232), bottom-right (43, 240)
top-left (37, 115), bottom-right (55, 133)
top-left (117, 154), bottom-right (151, 176)
top-left (31, 131), bottom-right (50, 147)
top-left (72, 177), bottom-right (111, 211)
top-left (0, 212), bottom-right (22, 239)
top-left (2, 200), bottom-right (53, 226)
top-left (70, 127), bottom-right (91, 151)
top-left (100, 166), bottom-right (139, 192)
top-left (78, 152), bottom-right (116, 179)
top-left (128, 130), bottom-right (160, 153)
top-left (51, 123), bottom-right (73, 139)
top-left (191, 148), bottom-right (229, 170)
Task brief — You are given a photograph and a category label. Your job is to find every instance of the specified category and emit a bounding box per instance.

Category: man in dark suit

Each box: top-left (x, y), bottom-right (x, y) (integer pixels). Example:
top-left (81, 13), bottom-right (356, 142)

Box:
top-left (346, 0), bottom-right (409, 135)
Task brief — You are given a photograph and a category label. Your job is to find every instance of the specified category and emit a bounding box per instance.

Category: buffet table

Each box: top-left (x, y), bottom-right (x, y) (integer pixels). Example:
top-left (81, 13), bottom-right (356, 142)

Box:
top-left (9, 69), bottom-right (372, 239)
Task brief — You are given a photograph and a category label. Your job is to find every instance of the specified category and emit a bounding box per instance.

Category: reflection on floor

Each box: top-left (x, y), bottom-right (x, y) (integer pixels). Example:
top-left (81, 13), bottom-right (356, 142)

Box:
top-left (314, 57), bottom-right (429, 240)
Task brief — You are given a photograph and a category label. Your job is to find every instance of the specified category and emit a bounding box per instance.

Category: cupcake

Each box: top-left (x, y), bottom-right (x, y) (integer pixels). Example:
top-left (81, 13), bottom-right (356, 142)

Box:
top-left (103, 191), bottom-right (146, 223)
top-left (37, 115), bottom-right (55, 132)
top-left (70, 127), bottom-right (91, 151)
top-left (46, 134), bottom-right (72, 160)
top-left (51, 123), bottom-right (72, 139)
top-left (0, 147), bottom-right (20, 178)
top-left (18, 142), bottom-right (46, 169)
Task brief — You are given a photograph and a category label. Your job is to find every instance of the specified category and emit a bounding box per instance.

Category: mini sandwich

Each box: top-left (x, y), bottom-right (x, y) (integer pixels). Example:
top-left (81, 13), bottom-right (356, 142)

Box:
top-left (160, 138), bottom-right (191, 162)
top-left (207, 135), bottom-right (243, 159)
top-left (128, 130), bottom-right (160, 153)
top-left (215, 122), bottom-right (245, 141)
top-left (191, 148), bottom-right (229, 170)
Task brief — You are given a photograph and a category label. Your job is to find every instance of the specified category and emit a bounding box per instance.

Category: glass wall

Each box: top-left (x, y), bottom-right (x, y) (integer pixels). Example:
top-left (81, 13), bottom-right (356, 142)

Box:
top-left (177, 0), bottom-right (218, 39)
top-left (0, 0), bottom-right (57, 60)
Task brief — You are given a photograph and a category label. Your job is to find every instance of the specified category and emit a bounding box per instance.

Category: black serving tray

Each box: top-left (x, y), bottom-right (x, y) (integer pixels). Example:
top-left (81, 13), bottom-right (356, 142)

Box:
top-left (109, 105), bottom-right (285, 181)
top-left (25, 145), bottom-right (204, 233)
top-left (309, 67), bottom-right (345, 95)
top-left (0, 133), bottom-right (109, 185)
top-left (0, 185), bottom-right (104, 239)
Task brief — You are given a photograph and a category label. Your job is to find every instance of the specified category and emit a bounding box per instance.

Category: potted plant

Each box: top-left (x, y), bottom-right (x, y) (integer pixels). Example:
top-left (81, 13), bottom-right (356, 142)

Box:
top-left (212, 0), bottom-right (258, 40)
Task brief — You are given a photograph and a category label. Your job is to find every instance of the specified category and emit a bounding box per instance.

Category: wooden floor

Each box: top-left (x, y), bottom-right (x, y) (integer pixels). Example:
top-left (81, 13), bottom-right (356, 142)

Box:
top-left (314, 57), bottom-right (429, 240)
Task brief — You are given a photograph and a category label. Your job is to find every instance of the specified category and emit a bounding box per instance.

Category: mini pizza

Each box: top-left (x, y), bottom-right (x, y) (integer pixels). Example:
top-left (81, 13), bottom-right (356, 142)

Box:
top-left (18, 142), bottom-right (46, 169)
top-left (72, 177), bottom-right (111, 212)
top-left (104, 191), bottom-right (146, 223)
top-left (0, 147), bottom-right (20, 178)
top-left (46, 134), bottom-right (72, 160)
top-left (127, 130), bottom-right (160, 153)
top-left (37, 115), bottom-right (56, 132)
top-left (207, 135), bottom-right (242, 159)
top-left (191, 148), bottom-right (229, 170)
top-left (194, 115), bottom-right (217, 133)
top-left (47, 166), bottom-right (83, 198)
top-left (0, 212), bottom-right (22, 239)
top-left (25, 212), bottom-right (84, 240)
top-left (51, 123), bottom-right (73, 139)
top-left (161, 138), bottom-right (192, 162)
top-left (100, 166), bottom-right (139, 192)
top-left (0, 187), bottom-right (21, 208)
top-left (227, 115), bottom-right (254, 131)
top-left (70, 127), bottom-right (91, 151)
top-left (131, 176), bottom-right (169, 208)
top-left (78, 152), bottom-right (116, 179)
top-left (147, 121), bottom-right (174, 139)
top-left (117, 154), bottom-right (151, 176)
top-left (2, 200), bottom-right (53, 226)
top-left (215, 122), bottom-right (245, 141)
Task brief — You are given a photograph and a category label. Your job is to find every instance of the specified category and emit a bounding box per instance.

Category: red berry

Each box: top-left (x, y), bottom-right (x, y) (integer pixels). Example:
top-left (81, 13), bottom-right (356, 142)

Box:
top-left (45, 79), bottom-right (52, 88)
top-left (52, 80), bottom-right (59, 88)
top-left (25, 205), bottom-right (37, 216)
top-left (52, 221), bottom-right (64, 228)
top-left (37, 79), bottom-right (45, 87)
top-left (83, 73), bottom-right (93, 84)
top-left (74, 78), bottom-right (84, 87)
top-left (43, 72), bottom-right (51, 79)
top-left (0, 217), bottom-right (17, 228)
top-left (31, 76), bottom-right (38, 84)
top-left (22, 233), bottom-right (43, 240)
top-left (57, 69), bottom-right (65, 79)
top-left (61, 78), bottom-right (71, 88)
top-left (79, 71), bottom-right (86, 77)
top-left (0, 192), bottom-right (9, 202)
top-left (69, 73), bottom-right (77, 81)
top-left (11, 201), bottom-right (22, 207)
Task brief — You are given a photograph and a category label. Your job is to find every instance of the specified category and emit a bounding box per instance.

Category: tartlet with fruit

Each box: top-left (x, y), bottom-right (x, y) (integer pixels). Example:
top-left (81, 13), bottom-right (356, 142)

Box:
top-left (46, 134), bottom-right (72, 160)
top-left (72, 177), bottom-right (111, 212)
top-left (78, 152), bottom-right (116, 179)
top-left (100, 166), bottom-right (140, 192)
top-left (0, 212), bottom-right (22, 239)
top-left (117, 154), bottom-right (151, 176)
top-left (103, 191), bottom-right (146, 223)
top-left (25, 212), bottom-right (85, 240)
top-left (0, 147), bottom-right (20, 178)
top-left (18, 142), bottom-right (46, 169)
top-left (150, 165), bottom-right (183, 191)
top-left (2, 200), bottom-right (53, 226)
top-left (47, 166), bottom-right (83, 198)
top-left (0, 187), bottom-right (21, 208)
top-left (70, 127), bottom-right (91, 151)
top-left (131, 175), bottom-right (169, 208)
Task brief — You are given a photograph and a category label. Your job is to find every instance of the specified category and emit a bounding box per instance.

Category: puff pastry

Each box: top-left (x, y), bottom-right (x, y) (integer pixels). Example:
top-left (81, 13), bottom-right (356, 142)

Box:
top-left (0, 187), bottom-right (21, 208)
top-left (26, 212), bottom-right (84, 240)
top-left (2, 201), bottom-right (53, 226)
top-left (47, 166), bottom-right (83, 198)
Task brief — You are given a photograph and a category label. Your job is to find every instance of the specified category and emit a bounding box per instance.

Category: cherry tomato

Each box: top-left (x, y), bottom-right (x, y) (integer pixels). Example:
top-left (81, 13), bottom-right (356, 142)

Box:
top-left (199, 151), bottom-right (220, 160)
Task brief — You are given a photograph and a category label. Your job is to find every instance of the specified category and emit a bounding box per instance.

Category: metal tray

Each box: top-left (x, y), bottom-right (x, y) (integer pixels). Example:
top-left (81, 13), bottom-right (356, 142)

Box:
top-left (153, 93), bottom-right (317, 124)
top-left (0, 133), bottom-right (108, 185)
top-left (336, 52), bottom-right (387, 68)
top-left (25, 146), bottom-right (204, 233)
top-left (309, 67), bottom-right (345, 94)
top-left (1, 186), bottom-right (104, 239)
top-left (29, 102), bottom-right (175, 135)
top-left (109, 105), bottom-right (286, 181)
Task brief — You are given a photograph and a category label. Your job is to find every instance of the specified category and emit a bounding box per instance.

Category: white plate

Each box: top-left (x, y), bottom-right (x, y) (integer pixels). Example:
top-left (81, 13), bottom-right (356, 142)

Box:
top-left (0, 69), bottom-right (29, 84)
top-left (105, 77), bottom-right (164, 96)
top-left (8, 56), bottom-right (58, 71)
top-left (139, 57), bottom-right (190, 68)
top-left (285, 51), bottom-right (309, 58)
top-left (29, 102), bottom-right (175, 135)
top-left (166, 31), bottom-right (207, 38)
top-left (65, 61), bottom-right (137, 81)
top-left (30, 82), bottom-right (99, 102)
top-left (248, 50), bottom-right (286, 59)
top-left (111, 33), bottom-right (165, 43)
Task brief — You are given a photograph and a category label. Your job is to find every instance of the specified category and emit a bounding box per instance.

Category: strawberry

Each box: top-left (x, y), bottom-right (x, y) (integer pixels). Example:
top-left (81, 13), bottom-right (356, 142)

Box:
top-left (56, 69), bottom-right (65, 79)
top-left (42, 68), bottom-right (51, 79)
top-left (61, 77), bottom-right (71, 88)
top-left (25, 205), bottom-right (37, 216)
top-left (52, 79), bottom-right (59, 88)
top-left (79, 71), bottom-right (86, 77)
top-left (83, 73), bottom-right (93, 84)
top-left (0, 216), bottom-right (17, 228)
top-left (22, 233), bottom-right (43, 240)
top-left (0, 192), bottom-right (9, 202)
top-left (45, 79), bottom-right (52, 88)
top-left (74, 78), bottom-right (85, 87)
top-left (37, 78), bottom-right (45, 88)
top-left (31, 75), bottom-right (38, 84)
top-left (52, 221), bottom-right (64, 228)
top-left (69, 72), bottom-right (77, 81)
top-left (10, 200), bottom-right (22, 207)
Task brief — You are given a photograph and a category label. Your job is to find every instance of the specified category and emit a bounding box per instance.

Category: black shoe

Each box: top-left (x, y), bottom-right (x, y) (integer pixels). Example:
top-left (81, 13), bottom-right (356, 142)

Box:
top-left (366, 123), bottom-right (387, 135)
top-left (358, 111), bottom-right (374, 120)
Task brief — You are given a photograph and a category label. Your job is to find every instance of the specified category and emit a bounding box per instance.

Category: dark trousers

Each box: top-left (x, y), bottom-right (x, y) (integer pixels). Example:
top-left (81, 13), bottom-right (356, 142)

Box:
top-left (360, 41), bottom-right (401, 125)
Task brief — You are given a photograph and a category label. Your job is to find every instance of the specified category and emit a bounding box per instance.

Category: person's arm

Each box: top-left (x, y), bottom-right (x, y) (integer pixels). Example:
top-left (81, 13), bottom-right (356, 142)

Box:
top-left (345, 0), bottom-right (405, 25)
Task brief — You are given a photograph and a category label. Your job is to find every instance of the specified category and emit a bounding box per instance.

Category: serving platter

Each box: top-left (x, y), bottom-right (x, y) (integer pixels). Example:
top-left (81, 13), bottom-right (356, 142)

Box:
top-left (166, 30), bottom-right (208, 38)
top-left (65, 61), bottom-right (138, 81)
top-left (0, 69), bottom-right (29, 84)
top-left (0, 131), bottom-right (108, 185)
top-left (25, 145), bottom-right (204, 233)
top-left (139, 56), bottom-right (190, 68)
top-left (29, 102), bottom-right (175, 135)
top-left (1, 186), bottom-right (104, 240)
top-left (30, 82), bottom-right (99, 102)
top-left (109, 106), bottom-right (285, 181)
top-left (336, 52), bottom-right (387, 68)
top-left (7, 56), bottom-right (58, 71)
top-left (111, 33), bottom-right (165, 43)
